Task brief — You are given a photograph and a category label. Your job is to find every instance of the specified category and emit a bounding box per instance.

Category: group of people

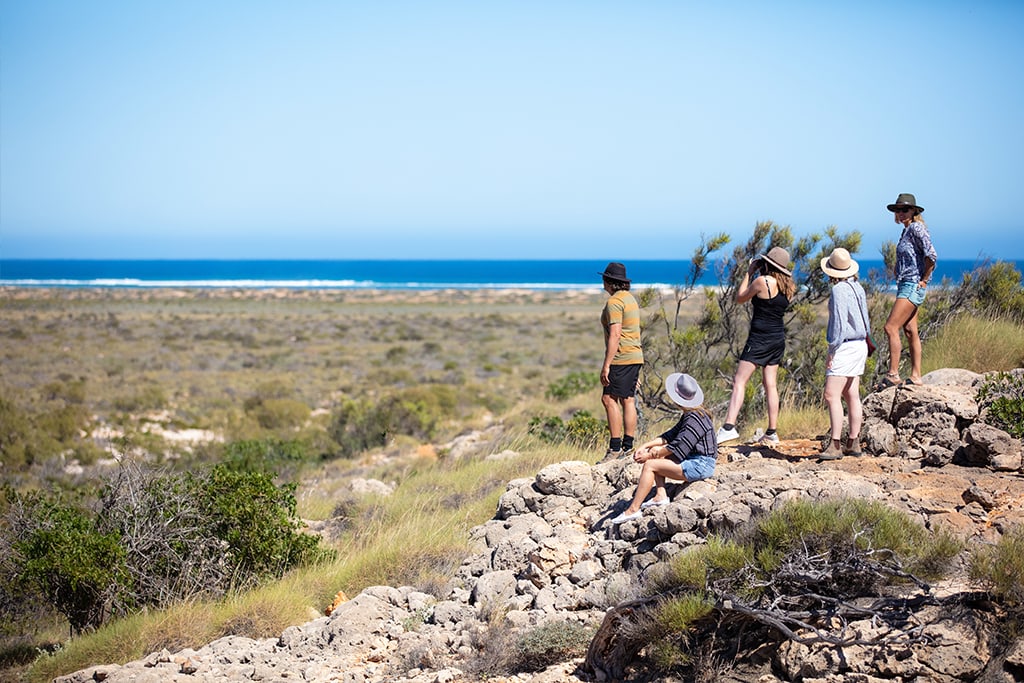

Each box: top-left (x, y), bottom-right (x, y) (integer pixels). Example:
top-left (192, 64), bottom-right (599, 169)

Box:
top-left (601, 193), bottom-right (937, 523)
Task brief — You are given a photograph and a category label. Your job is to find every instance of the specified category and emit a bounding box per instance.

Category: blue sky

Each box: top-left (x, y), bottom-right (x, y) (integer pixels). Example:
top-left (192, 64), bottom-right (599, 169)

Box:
top-left (2, 1), bottom-right (1022, 260)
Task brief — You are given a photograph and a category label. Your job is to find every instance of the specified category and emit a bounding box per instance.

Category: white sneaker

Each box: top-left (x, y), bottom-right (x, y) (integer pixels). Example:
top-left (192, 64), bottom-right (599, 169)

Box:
top-left (640, 498), bottom-right (670, 510)
top-left (754, 432), bottom-right (780, 445)
top-left (610, 511), bottom-right (643, 525)
top-left (716, 426), bottom-right (739, 443)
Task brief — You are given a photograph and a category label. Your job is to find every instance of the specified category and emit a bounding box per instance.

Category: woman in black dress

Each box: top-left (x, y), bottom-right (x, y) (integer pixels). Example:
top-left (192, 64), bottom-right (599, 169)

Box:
top-left (716, 246), bottom-right (795, 445)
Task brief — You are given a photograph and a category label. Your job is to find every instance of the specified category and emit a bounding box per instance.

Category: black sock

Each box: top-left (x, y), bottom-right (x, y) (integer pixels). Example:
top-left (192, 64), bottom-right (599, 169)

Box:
top-left (609, 437), bottom-right (622, 451)
top-left (765, 429), bottom-right (777, 436)
top-left (623, 435), bottom-right (634, 451)
top-left (723, 423), bottom-right (735, 431)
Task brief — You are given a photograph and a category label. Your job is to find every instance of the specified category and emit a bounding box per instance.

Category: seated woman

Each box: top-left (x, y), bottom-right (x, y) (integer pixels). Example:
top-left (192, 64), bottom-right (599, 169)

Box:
top-left (611, 373), bottom-right (718, 524)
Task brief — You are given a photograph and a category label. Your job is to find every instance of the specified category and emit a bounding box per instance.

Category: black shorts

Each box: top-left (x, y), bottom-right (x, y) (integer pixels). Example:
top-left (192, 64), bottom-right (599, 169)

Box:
top-left (603, 364), bottom-right (642, 398)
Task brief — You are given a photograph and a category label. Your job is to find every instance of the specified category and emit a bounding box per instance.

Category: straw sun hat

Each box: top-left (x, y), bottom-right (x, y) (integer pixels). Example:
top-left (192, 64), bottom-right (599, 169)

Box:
top-left (820, 247), bottom-right (859, 279)
top-left (756, 246), bottom-right (792, 276)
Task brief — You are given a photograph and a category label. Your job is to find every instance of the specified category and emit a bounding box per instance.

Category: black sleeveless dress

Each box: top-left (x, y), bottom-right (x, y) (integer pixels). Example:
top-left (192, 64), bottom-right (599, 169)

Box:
top-left (739, 278), bottom-right (789, 366)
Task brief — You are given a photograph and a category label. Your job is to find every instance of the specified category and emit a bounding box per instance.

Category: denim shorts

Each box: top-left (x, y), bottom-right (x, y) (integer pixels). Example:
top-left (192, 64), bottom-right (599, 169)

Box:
top-left (897, 280), bottom-right (926, 306)
top-left (679, 454), bottom-right (717, 481)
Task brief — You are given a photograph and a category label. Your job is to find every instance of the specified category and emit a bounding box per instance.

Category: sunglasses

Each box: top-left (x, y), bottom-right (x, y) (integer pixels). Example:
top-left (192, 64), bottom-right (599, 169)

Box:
top-left (894, 208), bottom-right (914, 214)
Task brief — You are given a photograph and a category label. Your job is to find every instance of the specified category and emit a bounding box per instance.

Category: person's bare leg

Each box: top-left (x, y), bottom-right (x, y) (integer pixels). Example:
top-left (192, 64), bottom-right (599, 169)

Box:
top-left (884, 299), bottom-right (917, 379)
top-left (725, 360), bottom-right (757, 425)
top-left (843, 376), bottom-right (862, 446)
top-left (903, 309), bottom-right (923, 383)
top-left (823, 375), bottom-right (847, 444)
top-left (623, 460), bottom-right (687, 515)
top-left (763, 364), bottom-right (780, 431)
top-left (622, 396), bottom-right (637, 442)
top-left (602, 394), bottom-right (623, 439)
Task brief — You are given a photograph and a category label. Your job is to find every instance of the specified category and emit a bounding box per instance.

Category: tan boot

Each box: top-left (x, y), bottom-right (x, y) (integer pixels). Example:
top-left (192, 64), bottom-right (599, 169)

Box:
top-left (818, 441), bottom-right (844, 461)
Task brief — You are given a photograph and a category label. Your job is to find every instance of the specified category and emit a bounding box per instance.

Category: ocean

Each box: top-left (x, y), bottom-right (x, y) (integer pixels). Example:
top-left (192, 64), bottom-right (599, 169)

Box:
top-left (0, 259), bottom-right (1017, 290)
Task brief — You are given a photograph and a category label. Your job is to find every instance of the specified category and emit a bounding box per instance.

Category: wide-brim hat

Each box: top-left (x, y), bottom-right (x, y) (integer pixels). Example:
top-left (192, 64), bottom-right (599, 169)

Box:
top-left (820, 247), bottom-right (859, 278)
top-left (665, 372), bottom-right (704, 409)
top-left (599, 262), bottom-right (630, 283)
top-left (887, 193), bottom-right (924, 215)
top-left (756, 246), bottom-right (792, 276)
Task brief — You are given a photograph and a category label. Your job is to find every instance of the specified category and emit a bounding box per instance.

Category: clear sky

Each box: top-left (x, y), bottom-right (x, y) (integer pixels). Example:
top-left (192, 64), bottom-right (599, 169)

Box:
top-left (2, 1), bottom-right (1022, 260)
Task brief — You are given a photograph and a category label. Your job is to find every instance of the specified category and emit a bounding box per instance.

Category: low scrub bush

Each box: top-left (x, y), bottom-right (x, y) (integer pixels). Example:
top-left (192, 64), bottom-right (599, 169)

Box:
top-left (622, 498), bottom-right (963, 679)
top-left (546, 371), bottom-right (599, 401)
top-left (528, 410), bottom-right (605, 449)
top-left (970, 526), bottom-right (1024, 607)
top-left (0, 461), bottom-right (332, 634)
top-left (328, 385), bottom-right (459, 457)
top-left (976, 370), bottom-right (1024, 439)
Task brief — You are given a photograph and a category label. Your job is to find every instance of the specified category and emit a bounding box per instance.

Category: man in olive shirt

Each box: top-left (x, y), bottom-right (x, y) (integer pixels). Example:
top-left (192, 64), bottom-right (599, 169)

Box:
top-left (599, 262), bottom-right (643, 458)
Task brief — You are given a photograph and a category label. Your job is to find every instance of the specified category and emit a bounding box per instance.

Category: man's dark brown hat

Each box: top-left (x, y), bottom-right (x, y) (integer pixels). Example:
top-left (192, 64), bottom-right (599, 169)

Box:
top-left (599, 262), bottom-right (630, 283)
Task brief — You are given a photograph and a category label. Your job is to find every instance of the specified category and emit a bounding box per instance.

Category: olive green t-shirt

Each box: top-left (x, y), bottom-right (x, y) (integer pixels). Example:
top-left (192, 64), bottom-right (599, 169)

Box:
top-left (602, 290), bottom-right (643, 365)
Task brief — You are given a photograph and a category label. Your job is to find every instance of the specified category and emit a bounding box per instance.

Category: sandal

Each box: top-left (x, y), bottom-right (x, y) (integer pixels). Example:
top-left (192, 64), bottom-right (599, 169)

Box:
top-left (905, 377), bottom-right (920, 386)
top-left (877, 374), bottom-right (903, 390)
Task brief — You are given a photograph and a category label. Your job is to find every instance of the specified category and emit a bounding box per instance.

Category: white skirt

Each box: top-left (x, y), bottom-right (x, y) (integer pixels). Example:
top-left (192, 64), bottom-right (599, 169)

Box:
top-left (827, 339), bottom-right (868, 377)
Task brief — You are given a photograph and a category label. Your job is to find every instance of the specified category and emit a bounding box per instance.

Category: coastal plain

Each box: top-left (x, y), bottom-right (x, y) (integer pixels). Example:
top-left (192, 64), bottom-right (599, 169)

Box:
top-left (0, 286), bottom-right (640, 465)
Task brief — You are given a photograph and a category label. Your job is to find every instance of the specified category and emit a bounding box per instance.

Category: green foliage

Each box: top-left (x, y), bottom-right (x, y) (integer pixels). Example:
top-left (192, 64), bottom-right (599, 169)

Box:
top-left (528, 410), bottom-right (605, 449)
top-left (0, 392), bottom-right (85, 471)
top-left (248, 398), bottom-right (311, 430)
top-left (196, 465), bottom-right (327, 581)
top-left (966, 260), bottom-right (1024, 320)
top-left (546, 371), bottom-right (599, 401)
top-left (1, 462), bottom-right (332, 635)
top-left (8, 494), bottom-right (127, 633)
top-left (222, 438), bottom-right (313, 475)
top-left (976, 371), bottom-right (1024, 439)
top-left (328, 385), bottom-right (458, 457)
top-left (970, 527), bottom-right (1024, 607)
top-left (510, 621), bottom-right (593, 673)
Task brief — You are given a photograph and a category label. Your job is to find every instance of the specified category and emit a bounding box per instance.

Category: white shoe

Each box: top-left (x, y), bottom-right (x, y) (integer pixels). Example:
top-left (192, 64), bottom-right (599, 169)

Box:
top-left (640, 498), bottom-right (670, 510)
top-left (754, 432), bottom-right (779, 445)
top-left (716, 426), bottom-right (739, 443)
top-left (610, 511), bottom-right (642, 525)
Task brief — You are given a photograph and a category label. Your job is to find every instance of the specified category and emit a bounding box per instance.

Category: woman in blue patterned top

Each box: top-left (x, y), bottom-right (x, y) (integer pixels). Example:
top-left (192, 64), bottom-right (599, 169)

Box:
top-left (881, 193), bottom-right (937, 388)
top-left (610, 373), bottom-right (717, 524)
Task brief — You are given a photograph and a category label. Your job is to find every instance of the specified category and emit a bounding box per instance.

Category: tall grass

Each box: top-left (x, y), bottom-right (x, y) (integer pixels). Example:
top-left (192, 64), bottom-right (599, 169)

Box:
top-left (922, 314), bottom-right (1024, 374)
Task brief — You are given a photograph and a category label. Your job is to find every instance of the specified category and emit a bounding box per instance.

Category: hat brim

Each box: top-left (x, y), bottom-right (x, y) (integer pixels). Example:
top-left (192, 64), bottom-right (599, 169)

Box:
top-left (887, 203), bottom-right (923, 214)
top-left (820, 256), bottom-right (860, 279)
top-left (598, 271), bottom-right (630, 283)
top-left (665, 372), bottom-right (704, 408)
top-left (756, 254), bottom-right (792, 276)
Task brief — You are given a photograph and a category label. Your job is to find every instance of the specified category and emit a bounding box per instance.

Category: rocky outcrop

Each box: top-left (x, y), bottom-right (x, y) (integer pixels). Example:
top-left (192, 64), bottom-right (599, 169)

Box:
top-left (55, 369), bottom-right (1024, 683)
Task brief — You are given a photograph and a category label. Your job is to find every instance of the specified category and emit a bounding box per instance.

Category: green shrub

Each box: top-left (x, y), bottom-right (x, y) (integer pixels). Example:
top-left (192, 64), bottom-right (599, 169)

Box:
top-left (8, 494), bottom-right (127, 633)
top-left (564, 410), bottom-right (605, 449)
top-left (546, 371), bottom-right (599, 401)
top-left (248, 398), bottom-right (311, 431)
top-left (510, 621), bottom-right (593, 672)
top-left (976, 371), bottom-right (1024, 439)
top-left (1, 463), bottom-right (333, 634)
top-left (328, 385), bottom-right (458, 457)
top-left (196, 465), bottom-right (329, 581)
top-left (970, 527), bottom-right (1024, 607)
top-left (528, 415), bottom-right (566, 444)
top-left (222, 438), bottom-right (313, 475)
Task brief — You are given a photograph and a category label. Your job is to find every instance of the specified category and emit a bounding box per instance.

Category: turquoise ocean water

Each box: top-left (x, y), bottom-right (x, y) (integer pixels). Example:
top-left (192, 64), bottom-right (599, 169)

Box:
top-left (0, 259), bottom-right (1017, 290)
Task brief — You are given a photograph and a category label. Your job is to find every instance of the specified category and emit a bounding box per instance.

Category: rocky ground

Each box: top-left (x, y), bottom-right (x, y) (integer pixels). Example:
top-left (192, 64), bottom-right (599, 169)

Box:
top-left (55, 369), bottom-right (1024, 683)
